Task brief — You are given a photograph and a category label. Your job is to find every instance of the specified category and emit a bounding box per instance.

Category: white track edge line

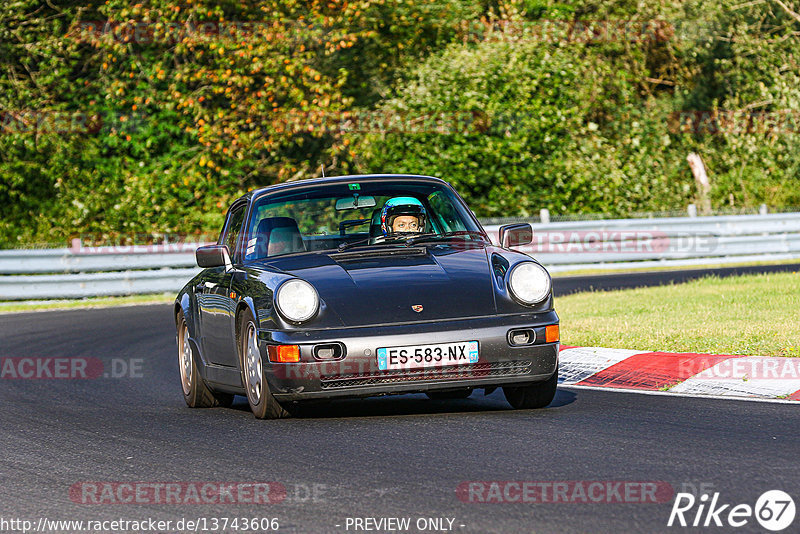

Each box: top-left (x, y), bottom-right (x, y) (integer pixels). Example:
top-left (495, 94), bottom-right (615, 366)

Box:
top-left (559, 383), bottom-right (799, 405)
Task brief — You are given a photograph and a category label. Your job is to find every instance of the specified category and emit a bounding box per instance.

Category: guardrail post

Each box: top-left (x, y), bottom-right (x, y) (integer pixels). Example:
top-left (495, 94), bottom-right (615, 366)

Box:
top-left (759, 204), bottom-right (768, 215)
top-left (687, 153), bottom-right (712, 215)
top-left (687, 204), bottom-right (698, 217)
top-left (539, 208), bottom-right (550, 224)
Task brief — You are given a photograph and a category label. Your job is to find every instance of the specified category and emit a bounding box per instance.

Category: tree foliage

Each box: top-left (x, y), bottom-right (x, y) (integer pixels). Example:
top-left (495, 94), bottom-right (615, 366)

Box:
top-left (0, 0), bottom-right (798, 245)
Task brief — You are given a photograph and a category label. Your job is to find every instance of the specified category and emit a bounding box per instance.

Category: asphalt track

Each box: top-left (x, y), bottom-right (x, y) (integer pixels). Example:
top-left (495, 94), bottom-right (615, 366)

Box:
top-left (1, 267), bottom-right (799, 534)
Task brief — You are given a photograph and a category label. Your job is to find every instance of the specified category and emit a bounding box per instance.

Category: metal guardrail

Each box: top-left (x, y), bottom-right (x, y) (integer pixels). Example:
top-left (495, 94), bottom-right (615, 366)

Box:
top-left (484, 211), bottom-right (800, 237)
top-left (1, 212), bottom-right (799, 299)
top-left (0, 248), bottom-right (201, 274)
top-left (0, 269), bottom-right (200, 300)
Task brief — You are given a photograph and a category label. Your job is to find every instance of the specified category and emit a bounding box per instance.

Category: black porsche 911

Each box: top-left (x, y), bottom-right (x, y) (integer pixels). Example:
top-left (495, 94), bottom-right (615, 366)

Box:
top-left (175, 174), bottom-right (559, 418)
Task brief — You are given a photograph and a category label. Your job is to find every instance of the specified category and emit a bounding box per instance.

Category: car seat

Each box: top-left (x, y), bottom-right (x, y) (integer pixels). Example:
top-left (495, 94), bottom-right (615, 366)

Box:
top-left (248, 217), bottom-right (306, 259)
top-left (369, 208), bottom-right (383, 238)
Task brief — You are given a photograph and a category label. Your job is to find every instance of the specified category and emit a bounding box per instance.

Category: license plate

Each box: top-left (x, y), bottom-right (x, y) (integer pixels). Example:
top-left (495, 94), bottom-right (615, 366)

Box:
top-left (377, 341), bottom-right (479, 371)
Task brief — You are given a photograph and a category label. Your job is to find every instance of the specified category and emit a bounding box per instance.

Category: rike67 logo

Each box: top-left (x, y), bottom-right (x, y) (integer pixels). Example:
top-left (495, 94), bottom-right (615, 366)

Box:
top-left (668, 490), bottom-right (795, 531)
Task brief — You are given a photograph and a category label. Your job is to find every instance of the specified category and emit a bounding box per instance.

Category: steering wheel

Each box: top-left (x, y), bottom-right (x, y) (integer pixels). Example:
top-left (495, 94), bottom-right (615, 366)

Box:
top-left (338, 219), bottom-right (370, 236)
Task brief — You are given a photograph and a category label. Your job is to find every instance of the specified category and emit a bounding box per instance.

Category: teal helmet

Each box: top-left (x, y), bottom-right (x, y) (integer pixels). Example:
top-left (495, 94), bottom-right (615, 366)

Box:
top-left (380, 197), bottom-right (426, 236)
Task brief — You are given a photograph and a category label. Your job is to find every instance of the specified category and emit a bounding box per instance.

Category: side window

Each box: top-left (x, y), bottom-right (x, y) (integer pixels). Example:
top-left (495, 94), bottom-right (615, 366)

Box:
top-left (220, 204), bottom-right (247, 261)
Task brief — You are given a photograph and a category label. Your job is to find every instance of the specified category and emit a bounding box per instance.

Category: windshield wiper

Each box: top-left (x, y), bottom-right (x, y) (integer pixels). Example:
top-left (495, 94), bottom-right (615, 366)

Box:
top-left (338, 231), bottom-right (485, 251)
top-left (337, 237), bottom-right (372, 252)
top-left (404, 231), bottom-right (488, 246)
top-left (337, 232), bottom-right (432, 251)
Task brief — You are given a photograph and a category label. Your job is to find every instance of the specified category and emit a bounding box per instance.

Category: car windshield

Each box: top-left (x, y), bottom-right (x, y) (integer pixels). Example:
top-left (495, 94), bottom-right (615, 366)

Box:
top-left (241, 179), bottom-right (486, 260)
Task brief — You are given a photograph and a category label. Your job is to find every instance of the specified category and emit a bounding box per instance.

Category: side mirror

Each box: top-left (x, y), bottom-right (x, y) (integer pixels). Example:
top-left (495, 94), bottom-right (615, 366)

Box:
top-left (499, 223), bottom-right (533, 248)
top-left (196, 245), bottom-right (232, 269)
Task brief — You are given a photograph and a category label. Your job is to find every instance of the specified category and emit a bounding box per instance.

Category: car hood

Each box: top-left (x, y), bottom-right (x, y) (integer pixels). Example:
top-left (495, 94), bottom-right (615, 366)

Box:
top-left (259, 245), bottom-right (497, 326)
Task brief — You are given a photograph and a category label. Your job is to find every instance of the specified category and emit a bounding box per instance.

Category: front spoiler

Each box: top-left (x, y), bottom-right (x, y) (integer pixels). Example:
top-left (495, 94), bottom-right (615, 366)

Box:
top-left (258, 312), bottom-right (559, 402)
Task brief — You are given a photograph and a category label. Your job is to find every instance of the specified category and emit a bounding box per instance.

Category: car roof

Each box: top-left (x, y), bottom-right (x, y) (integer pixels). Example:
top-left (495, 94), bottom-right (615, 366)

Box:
top-left (240, 174), bottom-right (449, 204)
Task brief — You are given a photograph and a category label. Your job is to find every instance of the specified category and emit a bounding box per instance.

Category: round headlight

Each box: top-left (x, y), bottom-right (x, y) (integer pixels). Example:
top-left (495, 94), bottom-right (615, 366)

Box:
top-left (275, 279), bottom-right (319, 322)
top-left (508, 262), bottom-right (551, 305)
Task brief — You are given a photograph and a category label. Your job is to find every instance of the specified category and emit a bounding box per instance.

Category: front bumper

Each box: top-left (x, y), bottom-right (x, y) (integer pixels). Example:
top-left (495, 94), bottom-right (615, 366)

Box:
top-left (259, 311), bottom-right (559, 401)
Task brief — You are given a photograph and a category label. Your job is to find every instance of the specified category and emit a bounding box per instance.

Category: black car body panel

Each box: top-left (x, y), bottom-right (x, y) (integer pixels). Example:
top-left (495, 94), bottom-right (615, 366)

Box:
top-left (175, 174), bottom-right (559, 403)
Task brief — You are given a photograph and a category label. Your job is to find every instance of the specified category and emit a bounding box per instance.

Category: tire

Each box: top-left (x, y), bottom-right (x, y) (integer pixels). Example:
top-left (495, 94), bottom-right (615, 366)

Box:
top-left (177, 311), bottom-right (233, 408)
top-left (503, 367), bottom-right (558, 410)
top-left (425, 389), bottom-right (473, 400)
top-left (238, 309), bottom-right (291, 419)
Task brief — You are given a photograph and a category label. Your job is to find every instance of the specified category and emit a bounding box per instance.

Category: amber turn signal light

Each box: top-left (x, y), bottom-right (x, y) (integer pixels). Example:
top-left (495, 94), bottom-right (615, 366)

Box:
top-left (268, 344), bottom-right (300, 363)
top-left (545, 325), bottom-right (559, 343)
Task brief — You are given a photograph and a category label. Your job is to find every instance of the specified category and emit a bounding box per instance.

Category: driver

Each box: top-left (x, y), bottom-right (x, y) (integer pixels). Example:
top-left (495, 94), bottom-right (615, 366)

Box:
top-left (380, 197), bottom-right (427, 237)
